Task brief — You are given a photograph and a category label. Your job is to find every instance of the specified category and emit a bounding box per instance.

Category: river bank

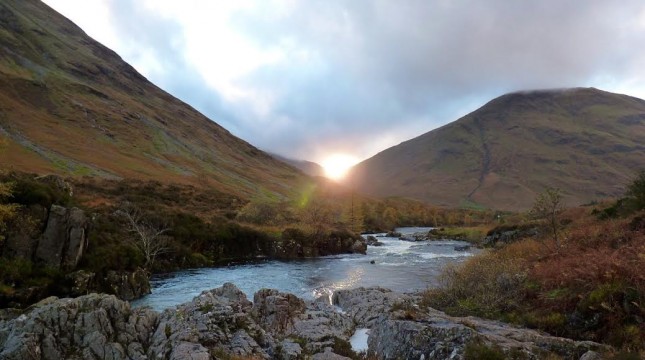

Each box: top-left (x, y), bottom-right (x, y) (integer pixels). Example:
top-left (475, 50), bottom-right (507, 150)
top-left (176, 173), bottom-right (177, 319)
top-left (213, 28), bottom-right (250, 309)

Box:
top-left (0, 282), bottom-right (609, 359)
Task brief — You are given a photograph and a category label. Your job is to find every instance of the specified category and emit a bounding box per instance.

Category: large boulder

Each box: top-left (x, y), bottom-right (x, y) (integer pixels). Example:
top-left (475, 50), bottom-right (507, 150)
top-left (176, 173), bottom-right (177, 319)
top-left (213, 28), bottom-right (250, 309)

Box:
top-left (332, 287), bottom-right (414, 327)
top-left (150, 283), bottom-right (271, 359)
top-left (0, 293), bottom-right (158, 360)
top-left (34, 205), bottom-right (89, 270)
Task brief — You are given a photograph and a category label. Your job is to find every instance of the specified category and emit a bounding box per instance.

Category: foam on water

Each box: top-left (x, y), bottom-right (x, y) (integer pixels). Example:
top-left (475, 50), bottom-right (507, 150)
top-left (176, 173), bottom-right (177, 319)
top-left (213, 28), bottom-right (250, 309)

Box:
top-left (350, 328), bottom-right (370, 353)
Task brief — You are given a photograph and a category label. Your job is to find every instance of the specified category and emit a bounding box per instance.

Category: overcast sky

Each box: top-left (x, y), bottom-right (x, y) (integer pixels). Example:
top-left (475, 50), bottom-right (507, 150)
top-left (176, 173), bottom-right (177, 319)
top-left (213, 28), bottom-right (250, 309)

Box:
top-left (43, 0), bottom-right (645, 165)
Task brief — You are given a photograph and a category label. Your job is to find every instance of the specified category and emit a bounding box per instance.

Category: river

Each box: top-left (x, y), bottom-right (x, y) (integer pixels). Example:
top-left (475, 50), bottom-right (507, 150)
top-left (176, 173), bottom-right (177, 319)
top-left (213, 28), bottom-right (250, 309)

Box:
top-left (132, 227), bottom-right (477, 311)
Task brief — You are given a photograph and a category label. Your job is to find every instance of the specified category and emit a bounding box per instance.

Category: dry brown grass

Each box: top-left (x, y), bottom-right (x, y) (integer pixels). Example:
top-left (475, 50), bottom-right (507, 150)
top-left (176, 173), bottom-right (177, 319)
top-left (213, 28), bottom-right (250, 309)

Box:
top-left (423, 207), bottom-right (645, 349)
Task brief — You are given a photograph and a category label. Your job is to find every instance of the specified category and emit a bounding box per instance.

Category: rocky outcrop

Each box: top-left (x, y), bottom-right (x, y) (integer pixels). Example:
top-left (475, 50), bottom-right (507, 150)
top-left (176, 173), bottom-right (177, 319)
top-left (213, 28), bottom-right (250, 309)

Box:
top-left (33, 205), bottom-right (89, 270)
top-left (333, 288), bottom-right (610, 360)
top-left (271, 229), bottom-right (367, 259)
top-left (100, 269), bottom-right (151, 301)
top-left (66, 268), bottom-right (151, 301)
top-left (0, 293), bottom-right (158, 360)
top-left (482, 224), bottom-right (539, 247)
top-left (0, 283), bottom-right (356, 359)
top-left (333, 287), bottom-right (415, 327)
top-left (0, 284), bottom-right (611, 360)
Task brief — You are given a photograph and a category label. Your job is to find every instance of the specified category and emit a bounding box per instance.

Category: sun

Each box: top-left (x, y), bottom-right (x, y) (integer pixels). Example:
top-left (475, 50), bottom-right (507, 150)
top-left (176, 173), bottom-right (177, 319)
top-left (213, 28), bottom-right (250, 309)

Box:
top-left (321, 154), bottom-right (359, 181)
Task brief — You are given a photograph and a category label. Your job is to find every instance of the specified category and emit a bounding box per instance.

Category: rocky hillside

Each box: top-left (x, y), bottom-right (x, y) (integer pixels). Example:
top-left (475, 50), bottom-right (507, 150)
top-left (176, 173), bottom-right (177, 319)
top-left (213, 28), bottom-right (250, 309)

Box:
top-left (348, 88), bottom-right (645, 210)
top-left (0, 0), bottom-right (307, 199)
top-left (0, 283), bottom-right (608, 359)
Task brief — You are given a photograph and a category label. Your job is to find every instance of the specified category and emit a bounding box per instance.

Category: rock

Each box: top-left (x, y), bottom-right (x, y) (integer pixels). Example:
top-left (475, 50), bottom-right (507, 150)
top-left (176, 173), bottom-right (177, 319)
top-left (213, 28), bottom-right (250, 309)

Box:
top-left (482, 224), bottom-right (539, 247)
top-left (253, 289), bottom-right (306, 335)
top-left (66, 270), bottom-right (96, 296)
top-left (0, 284), bottom-right (611, 360)
top-left (579, 350), bottom-right (603, 360)
top-left (150, 283), bottom-right (270, 360)
top-left (370, 260), bottom-right (376, 264)
top-left (311, 348), bottom-right (353, 360)
top-left (0, 293), bottom-right (158, 360)
top-left (332, 287), bottom-right (414, 328)
top-left (350, 238), bottom-right (367, 254)
top-left (368, 306), bottom-right (610, 360)
top-left (454, 245), bottom-right (470, 251)
top-left (278, 339), bottom-right (302, 359)
top-left (34, 205), bottom-right (89, 270)
top-left (100, 268), bottom-right (151, 301)
top-left (365, 236), bottom-right (384, 247)
top-left (385, 231), bottom-right (401, 238)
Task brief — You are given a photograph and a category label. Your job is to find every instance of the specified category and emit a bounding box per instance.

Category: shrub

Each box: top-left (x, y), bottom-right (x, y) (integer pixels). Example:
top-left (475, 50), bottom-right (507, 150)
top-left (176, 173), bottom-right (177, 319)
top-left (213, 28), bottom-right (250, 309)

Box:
top-left (422, 250), bottom-right (528, 318)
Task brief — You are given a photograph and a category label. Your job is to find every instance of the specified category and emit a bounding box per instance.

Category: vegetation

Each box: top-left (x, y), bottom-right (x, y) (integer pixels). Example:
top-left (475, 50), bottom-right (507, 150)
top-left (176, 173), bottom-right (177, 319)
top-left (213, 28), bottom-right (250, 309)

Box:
top-left (423, 173), bottom-right (645, 352)
top-left (0, 180), bottom-right (18, 244)
top-left (530, 187), bottom-right (564, 248)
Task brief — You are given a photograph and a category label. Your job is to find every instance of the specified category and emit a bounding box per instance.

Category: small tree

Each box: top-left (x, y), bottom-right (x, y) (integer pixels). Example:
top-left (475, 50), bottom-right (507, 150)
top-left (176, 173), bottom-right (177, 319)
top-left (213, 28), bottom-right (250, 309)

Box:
top-left (625, 170), bottom-right (645, 211)
top-left (117, 205), bottom-right (170, 270)
top-left (530, 187), bottom-right (564, 248)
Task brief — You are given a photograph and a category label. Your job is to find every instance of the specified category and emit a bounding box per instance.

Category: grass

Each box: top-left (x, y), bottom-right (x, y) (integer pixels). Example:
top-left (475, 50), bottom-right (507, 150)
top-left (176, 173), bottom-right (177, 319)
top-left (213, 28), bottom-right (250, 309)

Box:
top-left (422, 207), bottom-right (645, 351)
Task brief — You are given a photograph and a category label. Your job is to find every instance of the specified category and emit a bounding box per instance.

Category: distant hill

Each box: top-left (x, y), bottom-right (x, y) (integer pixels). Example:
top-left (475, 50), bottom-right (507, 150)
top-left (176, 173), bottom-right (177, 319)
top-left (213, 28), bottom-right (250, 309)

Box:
top-left (0, 0), bottom-right (307, 199)
top-left (347, 88), bottom-right (645, 210)
top-left (269, 153), bottom-right (325, 177)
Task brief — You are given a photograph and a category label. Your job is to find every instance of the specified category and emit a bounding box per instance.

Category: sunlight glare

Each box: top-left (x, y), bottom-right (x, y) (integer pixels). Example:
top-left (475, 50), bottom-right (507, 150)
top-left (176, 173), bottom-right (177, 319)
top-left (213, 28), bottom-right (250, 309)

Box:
top-left (321, 154), bottom-right (359, 181)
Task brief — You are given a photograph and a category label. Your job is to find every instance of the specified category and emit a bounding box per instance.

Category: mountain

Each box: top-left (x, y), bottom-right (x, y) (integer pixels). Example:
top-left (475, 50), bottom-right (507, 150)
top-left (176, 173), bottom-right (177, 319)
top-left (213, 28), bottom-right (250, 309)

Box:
top-left (0, 0), bottom-right (307, 199)
top-left (269, 153), bottom-right (325, 177)
top-left (347, 88), bottom-right (645, 210)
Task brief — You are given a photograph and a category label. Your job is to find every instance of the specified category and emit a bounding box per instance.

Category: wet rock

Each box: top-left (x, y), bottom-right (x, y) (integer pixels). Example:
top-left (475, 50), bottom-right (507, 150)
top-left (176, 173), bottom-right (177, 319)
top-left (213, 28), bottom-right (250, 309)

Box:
top-left (100, 268), bottom-right (151, 301)
top-left (350, 238), bottom-right (367, 254)
top-left (454, 245), bottom-right (470, 251)
top-left (365, 235), bottom-right (384, 246)
top-left (385, 231), bottom-right (401, 238)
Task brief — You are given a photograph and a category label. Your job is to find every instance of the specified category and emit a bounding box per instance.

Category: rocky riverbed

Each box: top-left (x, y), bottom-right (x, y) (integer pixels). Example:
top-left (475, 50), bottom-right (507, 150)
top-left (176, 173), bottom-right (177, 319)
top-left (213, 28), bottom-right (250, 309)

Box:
top-left (0, 283), bottom-right (608, 359)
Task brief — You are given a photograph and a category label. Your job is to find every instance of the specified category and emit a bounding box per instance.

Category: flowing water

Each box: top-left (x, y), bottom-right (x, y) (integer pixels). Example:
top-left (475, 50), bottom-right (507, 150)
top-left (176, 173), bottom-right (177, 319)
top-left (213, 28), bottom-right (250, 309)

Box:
top-left (132, 227), bottom-right (477, 311)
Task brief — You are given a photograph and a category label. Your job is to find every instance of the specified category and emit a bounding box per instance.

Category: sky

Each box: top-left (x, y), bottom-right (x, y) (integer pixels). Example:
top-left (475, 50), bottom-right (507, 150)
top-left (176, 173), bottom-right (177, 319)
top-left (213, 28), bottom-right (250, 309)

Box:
top-left (43, 0), bottom-right (645, 170)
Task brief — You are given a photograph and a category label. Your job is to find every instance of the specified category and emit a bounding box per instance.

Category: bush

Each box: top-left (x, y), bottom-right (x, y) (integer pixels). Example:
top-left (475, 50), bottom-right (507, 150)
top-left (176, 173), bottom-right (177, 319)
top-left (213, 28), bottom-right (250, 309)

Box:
top-left (9, 176), bottom-right (71, 207)
top-left (422, 249), bottom-right (529, 318)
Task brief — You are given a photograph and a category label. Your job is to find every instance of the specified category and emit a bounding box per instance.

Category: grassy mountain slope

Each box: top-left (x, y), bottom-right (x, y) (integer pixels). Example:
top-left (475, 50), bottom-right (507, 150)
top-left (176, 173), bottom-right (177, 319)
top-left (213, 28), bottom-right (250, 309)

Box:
top-left (0, 0), bottom-right (308, 199)
top-left (348, 88), bottom-right (645, 210)
top-left (269, 153), bottom-right (325, 177)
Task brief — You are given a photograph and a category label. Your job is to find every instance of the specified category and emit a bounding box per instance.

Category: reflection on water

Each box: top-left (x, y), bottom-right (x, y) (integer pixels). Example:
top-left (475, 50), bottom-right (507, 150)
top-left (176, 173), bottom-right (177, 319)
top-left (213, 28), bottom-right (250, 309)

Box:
top-left (132, 227), bottom-right (477, 311)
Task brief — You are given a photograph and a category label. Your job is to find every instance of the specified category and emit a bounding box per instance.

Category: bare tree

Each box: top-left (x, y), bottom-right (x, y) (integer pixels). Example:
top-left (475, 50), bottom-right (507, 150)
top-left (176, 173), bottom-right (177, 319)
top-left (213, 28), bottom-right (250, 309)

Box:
top-left (117, 205), bottom-right (171, 269)
top-left (530, 187), bottom-right (564, 248)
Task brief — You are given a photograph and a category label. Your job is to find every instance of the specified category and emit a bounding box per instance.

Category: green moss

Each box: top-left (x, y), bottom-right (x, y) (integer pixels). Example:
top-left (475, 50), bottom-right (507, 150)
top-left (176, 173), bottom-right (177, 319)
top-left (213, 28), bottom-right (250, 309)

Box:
top-left (464, 341), bottom-right (506, 360)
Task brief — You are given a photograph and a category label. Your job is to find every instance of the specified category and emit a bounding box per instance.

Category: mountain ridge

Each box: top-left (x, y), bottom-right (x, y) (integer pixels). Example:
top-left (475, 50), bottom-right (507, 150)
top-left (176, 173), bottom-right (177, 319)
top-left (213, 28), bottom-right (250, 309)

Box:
top-left (0, 0), bottom-right (309, 199)
top-left (347, 87), bottom-right (645, 210)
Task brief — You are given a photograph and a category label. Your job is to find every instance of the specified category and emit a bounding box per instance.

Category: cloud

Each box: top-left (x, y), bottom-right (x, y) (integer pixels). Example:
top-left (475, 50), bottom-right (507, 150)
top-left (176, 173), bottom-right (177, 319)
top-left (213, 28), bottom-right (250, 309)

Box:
top-left (44, 0), bottom-right (645, 162)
